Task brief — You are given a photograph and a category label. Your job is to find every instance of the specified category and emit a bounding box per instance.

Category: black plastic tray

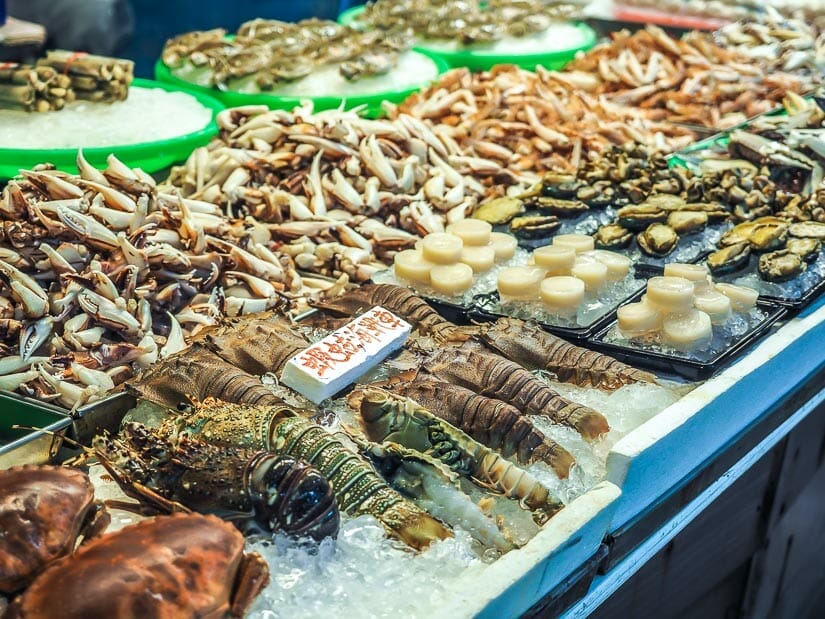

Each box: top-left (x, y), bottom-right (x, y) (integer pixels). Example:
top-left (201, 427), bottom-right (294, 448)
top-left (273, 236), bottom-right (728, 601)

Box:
top-left (587, 299), bottom-right (787, 380)
top-left (701, 254), bottom-right (825, 310)
top-left (422, 296), bottom-right (475, 326)
top-left (468, 271), bottom-right (646, 341)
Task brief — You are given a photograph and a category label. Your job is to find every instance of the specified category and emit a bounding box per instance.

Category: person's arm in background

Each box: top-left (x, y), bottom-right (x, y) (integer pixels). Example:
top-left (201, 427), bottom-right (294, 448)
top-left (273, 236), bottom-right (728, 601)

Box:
top-left (7, 0), bottom-right (134, 55)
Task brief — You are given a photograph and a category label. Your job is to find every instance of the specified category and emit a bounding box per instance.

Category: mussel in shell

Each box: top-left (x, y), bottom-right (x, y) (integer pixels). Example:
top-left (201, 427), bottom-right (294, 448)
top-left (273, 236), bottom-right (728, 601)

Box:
top-left (541, 173), bottom-right (580, 199)
top-left (533, 197), bottom-right (590, 216)
top-left (509, 215), bottom-right (561, 239)
top-left (758, 249), bottom-right (806, 282)
top-left (788, 221), bottom-right (825, 240)
top-left (681, 202), bottom-right (730, 222)
top-left (748, 222), bottom-right (788, 252)
top-left (643, 194), bottom-right (687, 211)
top-left (616, 204), bottom-right (668, 231)
top-left (786, 237), bottom-right (821, 263)
top-left (667, 211), bottom-right (708, 235)
top-left (720, 221), bottom-right (759, 246)
top-left (637, 223), bottom-right (679, 257)
top-left (473, 197), bottom-right (525, 225)
top-left (575, 185), bottom-right (615, 207)
top-left (707, 242), bottom-right (751, 274)
top-left (593, 224), bottom-right (633, 249)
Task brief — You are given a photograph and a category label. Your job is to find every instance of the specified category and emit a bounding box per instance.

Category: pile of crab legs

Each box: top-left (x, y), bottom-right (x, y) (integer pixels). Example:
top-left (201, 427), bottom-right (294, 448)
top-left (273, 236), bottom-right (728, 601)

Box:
top-left (0, 148), bottom-right (381, 408)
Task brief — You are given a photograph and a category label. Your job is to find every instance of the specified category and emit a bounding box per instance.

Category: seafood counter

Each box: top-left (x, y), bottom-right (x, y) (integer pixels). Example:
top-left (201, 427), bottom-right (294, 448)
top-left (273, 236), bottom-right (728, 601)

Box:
top-left (1, 7), bottom-right (825, 619)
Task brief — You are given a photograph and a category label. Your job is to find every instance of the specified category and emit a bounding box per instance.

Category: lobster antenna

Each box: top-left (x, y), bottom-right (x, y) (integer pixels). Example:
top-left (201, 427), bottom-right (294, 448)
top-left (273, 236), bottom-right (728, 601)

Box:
top-left (12, 424), bottom-right (92, 453)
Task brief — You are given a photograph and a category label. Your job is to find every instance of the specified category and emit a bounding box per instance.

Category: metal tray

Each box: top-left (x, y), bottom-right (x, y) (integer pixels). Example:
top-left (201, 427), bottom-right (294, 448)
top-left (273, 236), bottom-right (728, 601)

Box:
top-left (72, 391), bottom-right (137, 445)
top-left (0, 391), bottom-right (72, 468)
top-left (587, 298), bottom-right (787, 380)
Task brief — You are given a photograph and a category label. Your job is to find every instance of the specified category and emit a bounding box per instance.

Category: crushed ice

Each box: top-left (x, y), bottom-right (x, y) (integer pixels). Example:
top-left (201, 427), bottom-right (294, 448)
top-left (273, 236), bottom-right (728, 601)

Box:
top-left (247, 518), bottom-right (484, 619)
top-left (0, 87), bottom-right (212, 149)
top-left (485, 271), bottom-right (645, 329)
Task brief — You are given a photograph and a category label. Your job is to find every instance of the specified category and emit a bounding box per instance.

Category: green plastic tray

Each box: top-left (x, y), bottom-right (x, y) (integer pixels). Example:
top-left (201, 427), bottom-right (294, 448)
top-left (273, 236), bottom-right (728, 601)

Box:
top-left (339, 5), bottom-right (596, 71)
top-left (0, 78), bottom-right (223, 180)
top-left (154, 52), bottom-right (450, 118)
top-left (0, 391), bottom-right (71, 467)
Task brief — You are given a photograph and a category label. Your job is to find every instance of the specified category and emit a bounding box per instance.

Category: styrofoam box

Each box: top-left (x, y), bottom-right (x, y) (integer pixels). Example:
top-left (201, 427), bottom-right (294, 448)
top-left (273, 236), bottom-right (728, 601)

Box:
top-left (442, 481), bottom-right (621, 619)
top-left (605, 300), bottom-right (825, 531)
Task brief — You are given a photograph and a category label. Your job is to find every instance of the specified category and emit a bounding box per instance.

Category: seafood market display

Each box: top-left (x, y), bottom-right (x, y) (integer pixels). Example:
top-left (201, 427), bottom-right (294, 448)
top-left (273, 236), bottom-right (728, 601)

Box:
top-left (355, 387), bottom-right (564, 522)
top-left (355, 0), bottom-right (577, 44)
top-left (485, 237), bottom-right (640, 327)
top-left (0, 465), bottom-right (109, 594)
top-left (158, 398), bottom-right (453, 550)
top-left (0, 85), bottom-right (213, 150)
top-left (5, 5), bottom-right (825, 619)
top-left (619, 0), bottom-right (825, 25)
top-left (564, 25), bottom-right (815, 129)
top-left (679, 93), bottom-right (825, 293)
top-left (0, 154), bottom-right (320, 406)
top-left (0, 464), bottom-right (269, 617)
top-left (93, 422), bottom-right (342, 540)
top-left (8, 512), bottom-right (270, 618)
top-left (708, 216), bottom-right (824, 281)
top-left (161, 19), bottom-right (439, 97)
top-left (607, 264), bottom-right (764, 357)
top-left (0, 65), bottom-right (74, 113)
top-left (165, 103), bottom-right (531, 282)
top-left (36, 51), bottom-right (134, 104)
top-left (351, 0), bottom-right (588, 58)
top-left (714, 9), bottom-right (825, 76)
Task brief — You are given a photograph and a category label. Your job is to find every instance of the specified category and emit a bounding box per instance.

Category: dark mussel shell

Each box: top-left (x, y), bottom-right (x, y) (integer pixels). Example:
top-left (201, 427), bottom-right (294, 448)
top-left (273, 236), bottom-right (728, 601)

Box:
top-left (509, 215), bottom-right (561, 239)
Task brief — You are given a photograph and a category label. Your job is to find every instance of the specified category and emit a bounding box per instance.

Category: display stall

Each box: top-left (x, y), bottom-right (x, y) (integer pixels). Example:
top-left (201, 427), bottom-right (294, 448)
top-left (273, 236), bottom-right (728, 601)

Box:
top-left (0, 2), bottom-right (823, 617)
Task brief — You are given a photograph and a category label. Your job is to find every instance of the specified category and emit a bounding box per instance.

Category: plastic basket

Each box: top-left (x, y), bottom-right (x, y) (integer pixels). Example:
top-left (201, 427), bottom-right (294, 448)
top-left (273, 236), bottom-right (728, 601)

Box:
top-left (0, 78), bottom-right (223, 179)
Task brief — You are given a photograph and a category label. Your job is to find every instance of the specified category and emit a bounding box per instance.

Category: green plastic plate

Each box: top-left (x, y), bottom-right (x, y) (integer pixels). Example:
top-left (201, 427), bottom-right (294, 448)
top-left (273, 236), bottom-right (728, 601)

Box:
top-left (339, 5), bottom-right (596, 71)
top-left (0, 391), bottom-right (71, 467)
top-left (0, 78), bottom-right (223, 180)
top-left (154, 52), bottom-right (450, 118)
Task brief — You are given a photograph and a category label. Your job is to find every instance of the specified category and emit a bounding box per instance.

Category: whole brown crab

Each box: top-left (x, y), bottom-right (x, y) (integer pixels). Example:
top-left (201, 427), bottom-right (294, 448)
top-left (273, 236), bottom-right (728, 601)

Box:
top-left (0, 465), bottom-right (109, 594)
top-left (7, 513), bottom-right (270, 618)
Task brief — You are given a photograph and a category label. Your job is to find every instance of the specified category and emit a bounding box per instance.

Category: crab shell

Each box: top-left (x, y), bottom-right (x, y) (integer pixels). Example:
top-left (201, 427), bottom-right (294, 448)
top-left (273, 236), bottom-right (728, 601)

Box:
top-left (8, 513), bottom-right (270, 619)
top-left (0, 465), bottom-right (108, 594)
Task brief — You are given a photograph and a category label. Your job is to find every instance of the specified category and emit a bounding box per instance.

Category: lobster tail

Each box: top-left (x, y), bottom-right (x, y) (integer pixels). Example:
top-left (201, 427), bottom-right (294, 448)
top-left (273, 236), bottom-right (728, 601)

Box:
top-left (384, 376), bottom-right (576, 478)
top-left (423, 342), bottom-right (610, 441)
top-left (127, 345), bottom-right (283, 409)
top-left (312, 283), bottom-right (463, 342)
top-left (478, 318), bottom-right (657, 390)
